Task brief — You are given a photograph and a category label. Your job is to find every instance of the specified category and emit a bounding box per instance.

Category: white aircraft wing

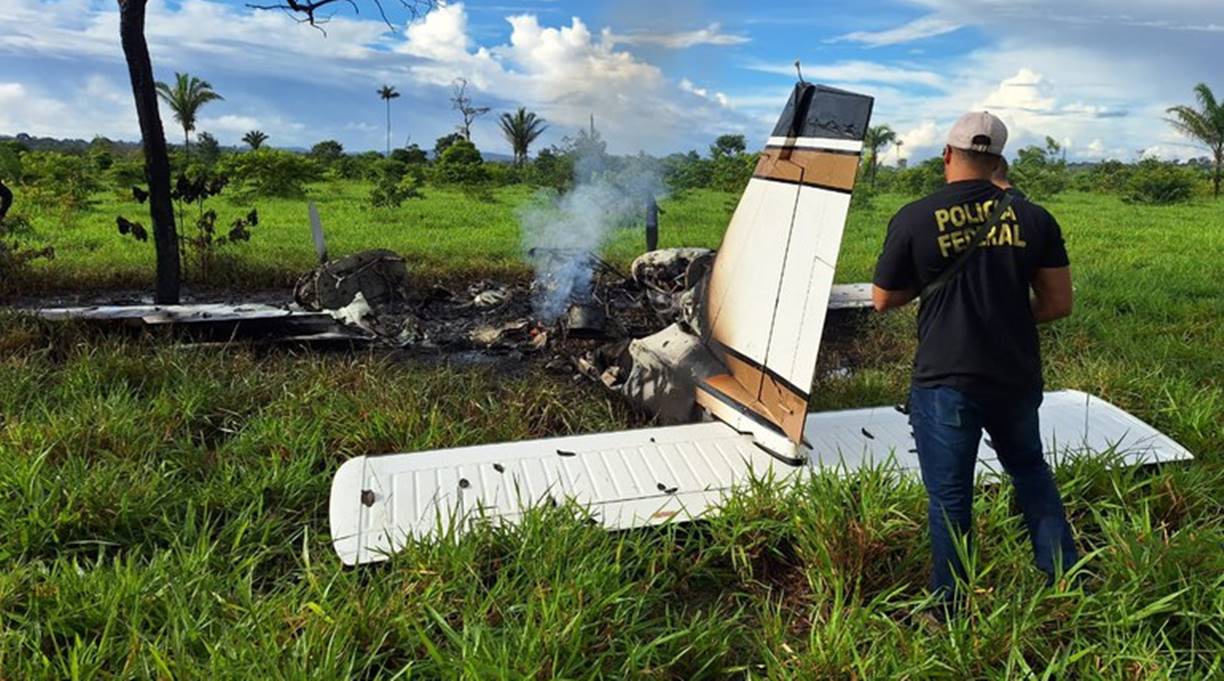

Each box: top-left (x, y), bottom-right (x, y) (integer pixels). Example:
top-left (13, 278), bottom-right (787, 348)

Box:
top-left (331, 390), bottom-right (1192, 565)
top-left (330, 420), bottom-right (776, 565)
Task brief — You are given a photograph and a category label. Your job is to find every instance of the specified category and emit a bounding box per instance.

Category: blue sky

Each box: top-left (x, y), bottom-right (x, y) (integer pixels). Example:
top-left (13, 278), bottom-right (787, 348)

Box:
top-left (2, 0), bottom-right (1222, 162)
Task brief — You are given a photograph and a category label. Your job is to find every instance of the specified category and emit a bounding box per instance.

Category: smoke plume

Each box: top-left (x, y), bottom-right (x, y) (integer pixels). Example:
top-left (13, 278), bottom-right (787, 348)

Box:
top-left (520, 151), bottom-right (665, 321)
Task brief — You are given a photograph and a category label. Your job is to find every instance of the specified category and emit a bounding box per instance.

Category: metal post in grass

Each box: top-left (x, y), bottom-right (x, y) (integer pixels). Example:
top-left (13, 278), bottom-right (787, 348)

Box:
top-left (645, 195), bottom-right (659, 252)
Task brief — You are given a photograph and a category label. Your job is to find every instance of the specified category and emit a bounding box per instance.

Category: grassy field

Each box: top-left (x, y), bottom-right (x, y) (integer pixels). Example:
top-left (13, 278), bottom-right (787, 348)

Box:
top-left (1, 183), bottom-right (1221, 677)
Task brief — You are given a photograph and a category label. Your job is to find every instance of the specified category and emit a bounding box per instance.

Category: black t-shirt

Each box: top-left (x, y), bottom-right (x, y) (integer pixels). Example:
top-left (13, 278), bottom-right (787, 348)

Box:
top-left (873, 179), bottom-right (1069, 398)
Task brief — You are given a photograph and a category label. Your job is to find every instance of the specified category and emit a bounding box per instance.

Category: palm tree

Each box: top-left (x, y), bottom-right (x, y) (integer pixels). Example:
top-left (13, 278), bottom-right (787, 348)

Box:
top-left (1166, 83), bottom-right (1224, 198)
top-left (498, 107), bottom-right (548, 167)
top-left (154, 72), bottom-right (223, 158)
top-left (242, 130), bottom-right (268, 150)
top-left (863, 124), bottom-right (897, 188)
top-left (378, 85), bottom-right (400, 157)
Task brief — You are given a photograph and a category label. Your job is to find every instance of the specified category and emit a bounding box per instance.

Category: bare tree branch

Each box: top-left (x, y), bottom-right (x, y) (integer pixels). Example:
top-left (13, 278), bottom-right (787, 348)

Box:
top-left (246, 0), bottom-right (434, 29)
top-left (451, 77), bottom-right (490, 141)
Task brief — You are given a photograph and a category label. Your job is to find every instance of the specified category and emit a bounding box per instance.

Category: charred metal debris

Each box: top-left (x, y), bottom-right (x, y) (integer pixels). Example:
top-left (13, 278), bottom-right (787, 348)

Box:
top-left (23, 247), bottom-right (871, 417)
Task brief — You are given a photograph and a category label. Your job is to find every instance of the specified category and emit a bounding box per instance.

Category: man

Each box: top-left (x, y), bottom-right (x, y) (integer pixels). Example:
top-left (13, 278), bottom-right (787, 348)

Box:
top-left (871, 112), bottom-right (1078, 613)
top-left (992, 157), bottom-right (1028, 199)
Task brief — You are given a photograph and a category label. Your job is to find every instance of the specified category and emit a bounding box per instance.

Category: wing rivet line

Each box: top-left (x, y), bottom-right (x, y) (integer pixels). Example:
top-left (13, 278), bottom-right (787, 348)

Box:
top-left (360, 489), bottom-right (375, 507)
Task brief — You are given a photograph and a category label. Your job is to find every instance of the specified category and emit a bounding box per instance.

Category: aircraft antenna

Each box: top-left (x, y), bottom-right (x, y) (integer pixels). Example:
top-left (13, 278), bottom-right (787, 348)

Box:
top-left (794, 59), bottom-right (806, 84)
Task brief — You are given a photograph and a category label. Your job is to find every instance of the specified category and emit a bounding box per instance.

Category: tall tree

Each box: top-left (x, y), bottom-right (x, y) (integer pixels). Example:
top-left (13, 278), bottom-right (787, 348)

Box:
top-left (710, 134), bottom-right (747, 157)
top-left (497, 107), bottom-right (547, 167)
top-left (114, 0), bottom-right (433, 304)
top-left (1166, 83), bottom-right (1224, 198)
top-left (863, 124), bottom-right (897, 188)
top-left (451, 78), bottom-right (489, 141)
top-left (377, 85), bottom-right (400, 157)
top-left (154, 72), bottom-right (223, 158)
top-left (118, 0), bottom-right (181, 303)
top-left (242, 130), bottom-right (269, 150)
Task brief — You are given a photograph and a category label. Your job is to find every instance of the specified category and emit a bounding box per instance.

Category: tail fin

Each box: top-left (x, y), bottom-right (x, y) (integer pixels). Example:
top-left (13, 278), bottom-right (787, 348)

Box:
top-left (696, 83), bottom-right (874, 459)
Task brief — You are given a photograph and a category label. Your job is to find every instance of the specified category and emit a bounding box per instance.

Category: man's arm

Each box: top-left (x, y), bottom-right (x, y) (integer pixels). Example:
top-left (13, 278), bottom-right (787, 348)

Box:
top-left (872, 212), bottom-right (917, 312)
top-left (1030, 266), bottom-right (1073, 323)
top-left (872, 285), bottom-right (917, 312)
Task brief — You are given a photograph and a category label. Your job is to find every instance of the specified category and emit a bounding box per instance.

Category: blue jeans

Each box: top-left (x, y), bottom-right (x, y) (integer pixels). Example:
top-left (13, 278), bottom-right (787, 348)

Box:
top-left (909, 386), bottom-right (1078, 601)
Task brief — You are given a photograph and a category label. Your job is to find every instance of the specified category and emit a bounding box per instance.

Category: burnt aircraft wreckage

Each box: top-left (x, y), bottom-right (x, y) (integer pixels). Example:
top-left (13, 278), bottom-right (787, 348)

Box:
top-left (328, 83), bottom-right (1194, 566)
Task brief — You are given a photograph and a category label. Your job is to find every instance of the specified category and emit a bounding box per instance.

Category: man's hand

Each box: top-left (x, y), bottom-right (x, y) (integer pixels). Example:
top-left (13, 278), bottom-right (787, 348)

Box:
top-left (1030, 266), bottom-right (1073, 323)
top-left (872, 285), bottom-right (918, 312)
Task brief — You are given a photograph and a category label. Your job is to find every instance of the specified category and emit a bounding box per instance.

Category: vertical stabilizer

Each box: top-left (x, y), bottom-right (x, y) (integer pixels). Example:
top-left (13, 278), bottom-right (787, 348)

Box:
top-left (697, 84), bottom-right (873, 459)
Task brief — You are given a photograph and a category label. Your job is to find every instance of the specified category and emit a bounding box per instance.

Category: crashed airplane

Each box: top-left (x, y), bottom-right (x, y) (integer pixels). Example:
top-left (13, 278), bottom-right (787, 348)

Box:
top-left (329, 83), bottom-right (1194, 566)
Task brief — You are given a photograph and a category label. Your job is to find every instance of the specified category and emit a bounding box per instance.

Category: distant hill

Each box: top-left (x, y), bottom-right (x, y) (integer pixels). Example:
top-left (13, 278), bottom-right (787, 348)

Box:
top-left (0, 133), bottom-right (142, 154)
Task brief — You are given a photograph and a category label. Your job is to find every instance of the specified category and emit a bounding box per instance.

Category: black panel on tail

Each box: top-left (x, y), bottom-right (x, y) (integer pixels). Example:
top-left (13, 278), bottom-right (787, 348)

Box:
top-left (771, 83), bottom-right (874, 142)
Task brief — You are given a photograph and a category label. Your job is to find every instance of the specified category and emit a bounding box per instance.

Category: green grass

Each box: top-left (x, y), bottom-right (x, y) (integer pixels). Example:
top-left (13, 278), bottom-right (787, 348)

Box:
top-left (7, 182), bottom-right (748, 292)
top-left (1, 184), bottom-right (1221, 677)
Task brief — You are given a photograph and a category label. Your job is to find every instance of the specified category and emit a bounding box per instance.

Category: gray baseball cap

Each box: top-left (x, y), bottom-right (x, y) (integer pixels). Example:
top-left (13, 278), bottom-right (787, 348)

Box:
top-left (947, 111), bottom-right (1008, 155)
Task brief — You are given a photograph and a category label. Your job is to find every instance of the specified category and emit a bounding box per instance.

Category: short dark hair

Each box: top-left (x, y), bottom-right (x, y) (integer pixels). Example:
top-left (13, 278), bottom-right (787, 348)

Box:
top-left (951, 147), bottom-right (1002, 172)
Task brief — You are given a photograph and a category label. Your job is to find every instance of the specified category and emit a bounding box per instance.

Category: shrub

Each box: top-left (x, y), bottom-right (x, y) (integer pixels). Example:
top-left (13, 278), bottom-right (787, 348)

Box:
top-left (368, 159), bottom-right (424, 208)
top-left (895, 157), bottom-right (946, 196)
top-left (0, 143), bottom-right (23, 186)
top-left (332, 151), bottom-right (384, 182)
top-left (434, 140), bottom-right (488, 185)
top-left (21, 151), bottom-right (103, 210)
top-left (1011, 137), bottom-right (1069, 200)
top-left (1075, 159), bottom-right (1133, 194)
top-left (119, 167), bottom-right (258, 282)
top-left (531, 147), bottom-right (575, 191)
top-left (221, 149), bottom-right (321, 198)
top-left (107, 157), bottom-right (147, 193)
top-left (483, 162), bottom-right (527, 187)
top-left (1122, 159), bottom-right (1199, 205)
top-left (0, 213), bottom-right (53, 286)
top-left (662, 151), bottom-right (711, 192)
top-left (195, 132), bottom-right (222, 169)
top-left (309, 140), bottom-right (345, 166)
top-left (434, 133), bottom-right (465, 158)
top-left (390, 144), bottom-right (428, 166)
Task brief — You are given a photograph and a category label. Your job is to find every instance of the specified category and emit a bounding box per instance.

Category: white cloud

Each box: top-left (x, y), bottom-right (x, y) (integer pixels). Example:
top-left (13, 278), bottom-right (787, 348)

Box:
top-left (882, 120), bottom-right (940, 165)
top-left (390, 5), bottom-right (749, 152)
top-left (0, 0), bottom-right (750, 153)
top-left (679, 79), bottom-right (730, 108)
top-left (606, 23), bottom-right (749, 49)
top-left (746, 60), bottom-right (948, 90)
top-left (0, 78), bottom-right (137, 140)
top-left (832, 16), bottom-right (962, 47)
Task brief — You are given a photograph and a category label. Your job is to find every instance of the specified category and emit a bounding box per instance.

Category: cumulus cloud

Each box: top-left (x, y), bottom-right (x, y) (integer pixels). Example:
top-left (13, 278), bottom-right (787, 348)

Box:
top-left (0, 77), bottom-right (137, 140)
top-left (391, 4), bottom-right (750, 151)
top-left (0, 0), bottom-right (751, 152)
top-left (881, 120), bottom-right (940, 165)
top-left (975, 68), bottom-right (1127, 120)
